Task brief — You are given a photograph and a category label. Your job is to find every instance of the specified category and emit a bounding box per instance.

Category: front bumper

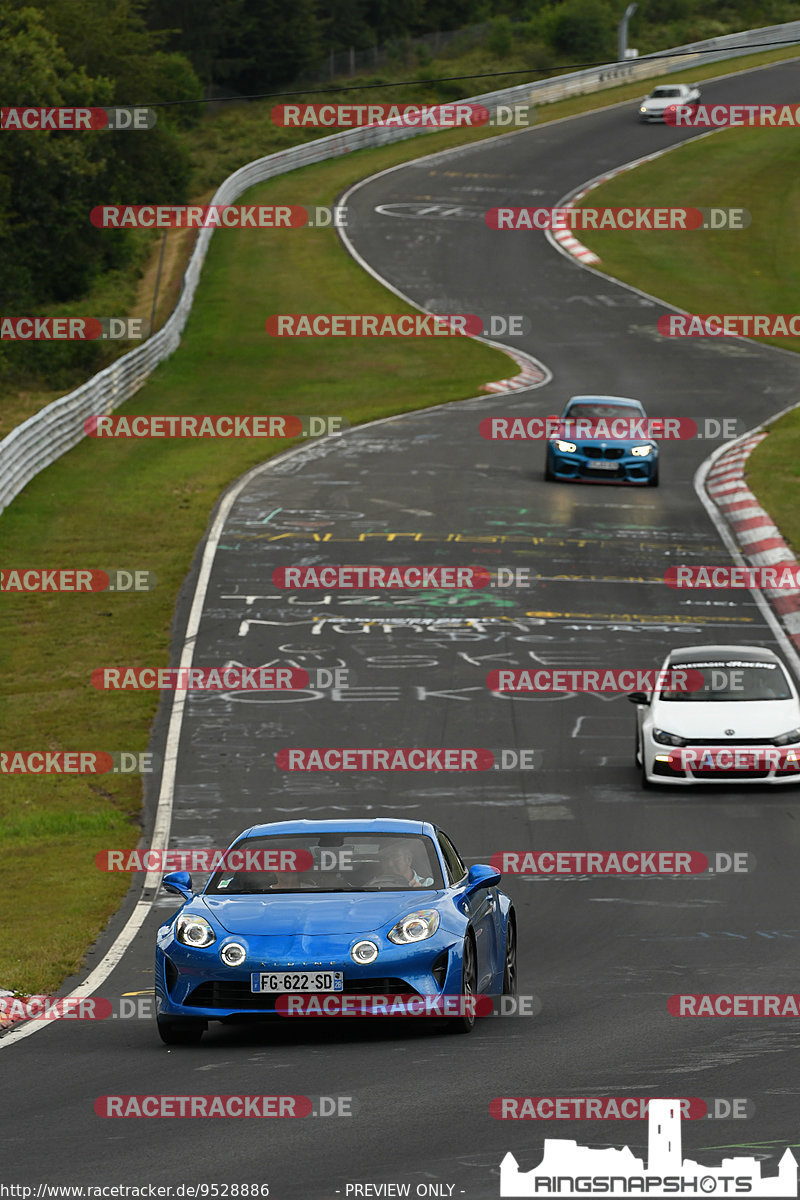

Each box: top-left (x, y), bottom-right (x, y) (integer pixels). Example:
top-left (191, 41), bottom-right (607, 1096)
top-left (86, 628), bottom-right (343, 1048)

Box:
top-left (644, 741), bottom-right (800, 786)
top-left (547, 445), bottom-right (657, 485)
top-left (155, 929), bottom-right (462, 1022)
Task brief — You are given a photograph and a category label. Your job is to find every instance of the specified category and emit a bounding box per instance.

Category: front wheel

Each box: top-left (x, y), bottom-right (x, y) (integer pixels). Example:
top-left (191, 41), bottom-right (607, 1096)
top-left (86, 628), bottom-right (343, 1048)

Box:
top-left (447, 935), bottom-right (477, 1034)
top-left (647, 463), bottom-right (659, 487)
top-left (157, 1016), bottom-right (206, 1045)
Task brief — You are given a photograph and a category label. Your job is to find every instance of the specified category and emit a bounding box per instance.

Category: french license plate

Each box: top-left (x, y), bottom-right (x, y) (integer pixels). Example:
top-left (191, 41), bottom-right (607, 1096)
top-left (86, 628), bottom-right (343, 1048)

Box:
top-left (587, 461), bottom-right (618, 471)
top-left (251, 971), bottom-right (343, 993)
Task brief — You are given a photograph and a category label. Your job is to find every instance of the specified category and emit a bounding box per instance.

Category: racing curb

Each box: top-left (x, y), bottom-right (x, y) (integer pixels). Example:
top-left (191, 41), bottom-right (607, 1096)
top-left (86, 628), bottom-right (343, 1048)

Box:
top-left (550, 137), bottom-right (717, 267)
top-left (704, 432), bottom-right (800, 651)
top-left (482, 346), bottom-right (548, 392)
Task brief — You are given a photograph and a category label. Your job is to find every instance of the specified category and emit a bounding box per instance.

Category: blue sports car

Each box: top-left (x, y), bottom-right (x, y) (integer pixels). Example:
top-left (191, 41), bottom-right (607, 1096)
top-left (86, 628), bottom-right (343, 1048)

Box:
top-left (544, 395), bottom-right (659, 486)
top-left (155, 818), bottom-right (517, 1044)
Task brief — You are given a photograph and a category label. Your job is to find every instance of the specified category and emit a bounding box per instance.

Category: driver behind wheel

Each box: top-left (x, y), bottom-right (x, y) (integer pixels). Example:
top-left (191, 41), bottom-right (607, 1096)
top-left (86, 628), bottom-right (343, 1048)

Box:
top-left (369, 842), bottom-right (433, 887)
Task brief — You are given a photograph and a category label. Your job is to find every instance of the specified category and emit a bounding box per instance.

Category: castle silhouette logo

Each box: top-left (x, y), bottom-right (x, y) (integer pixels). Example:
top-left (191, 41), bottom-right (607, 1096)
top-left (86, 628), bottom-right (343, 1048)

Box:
top-left (500, 1099), bottom-right (797, 1196)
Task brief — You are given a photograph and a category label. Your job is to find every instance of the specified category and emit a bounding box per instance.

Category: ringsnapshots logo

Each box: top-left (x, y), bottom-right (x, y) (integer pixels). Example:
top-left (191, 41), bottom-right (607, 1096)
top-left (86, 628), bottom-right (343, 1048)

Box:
top-left (499, 1099), bottom-right (797, 1196)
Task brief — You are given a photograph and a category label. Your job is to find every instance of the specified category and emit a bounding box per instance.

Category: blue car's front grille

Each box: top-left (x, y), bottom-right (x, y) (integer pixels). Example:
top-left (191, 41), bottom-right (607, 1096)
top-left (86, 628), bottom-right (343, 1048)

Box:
top-left (584, 446), bottom-right (625, 459)
top-left (185, 978), bottom-right (420, 1009)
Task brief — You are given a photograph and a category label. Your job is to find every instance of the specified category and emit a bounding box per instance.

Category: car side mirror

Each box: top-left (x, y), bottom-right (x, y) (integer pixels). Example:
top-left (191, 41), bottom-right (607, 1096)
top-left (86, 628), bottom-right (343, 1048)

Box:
top-left (464, 864), bottom-right (502, 895)
top-left (162, 870), bottom-right (193, 900)
top-left (627, 691), bottom-right (649, 705)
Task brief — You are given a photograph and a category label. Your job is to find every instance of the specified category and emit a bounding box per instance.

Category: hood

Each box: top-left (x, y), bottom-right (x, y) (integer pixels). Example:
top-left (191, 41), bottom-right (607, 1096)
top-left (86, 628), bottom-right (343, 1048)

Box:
top-left (651, 700), bottom-right (800, 742)
top-left (200, 891), bottom-right (437, 936)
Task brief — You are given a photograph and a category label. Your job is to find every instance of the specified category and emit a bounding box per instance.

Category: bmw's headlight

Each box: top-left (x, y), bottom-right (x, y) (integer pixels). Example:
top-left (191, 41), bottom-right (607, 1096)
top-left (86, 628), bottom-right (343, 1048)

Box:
top-left (773, 728), bottom-right (800, 746)
top-left (220, 941), bottom-right (246, 966)
top-left (387, 910), bottom-right (440, 945)
top-left (554, 440), bottom-right (577, 453)
top-left (631, 445), bottom-right (652, 457)
top-left (652, 728), bottom-right (687, 747)
top-left (176, 914), bottom-right (216, 948)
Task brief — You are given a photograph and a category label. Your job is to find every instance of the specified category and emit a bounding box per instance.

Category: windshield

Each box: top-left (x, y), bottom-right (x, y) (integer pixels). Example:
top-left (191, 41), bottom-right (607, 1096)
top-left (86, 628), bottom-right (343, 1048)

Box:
top-left (651, 88), bottom-right (681, 98)
top-left (563, 403), bottom-right (643, 422)
top-left (205, 832), bottom-right (445, 893)
top-left (659, 662), bottom-right (793, 702)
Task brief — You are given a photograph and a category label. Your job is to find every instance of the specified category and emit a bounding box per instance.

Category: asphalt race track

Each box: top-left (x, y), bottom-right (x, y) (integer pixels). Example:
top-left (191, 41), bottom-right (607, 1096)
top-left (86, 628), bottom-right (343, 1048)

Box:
top-left (4, 56), bottom-right (800, 1200)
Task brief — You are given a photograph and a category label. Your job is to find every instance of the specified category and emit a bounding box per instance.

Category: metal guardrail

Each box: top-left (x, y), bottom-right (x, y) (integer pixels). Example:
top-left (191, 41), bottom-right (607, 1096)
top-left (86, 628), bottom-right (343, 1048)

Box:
top-left (2, 19), bottom-right (798, 515)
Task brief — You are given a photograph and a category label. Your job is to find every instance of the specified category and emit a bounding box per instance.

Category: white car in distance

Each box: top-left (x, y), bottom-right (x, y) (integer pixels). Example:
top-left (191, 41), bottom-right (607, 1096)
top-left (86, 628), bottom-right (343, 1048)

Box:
top-left (630, 644), bottom-right (800, 787)
top-left (638, 83), bottom-right (701, 122)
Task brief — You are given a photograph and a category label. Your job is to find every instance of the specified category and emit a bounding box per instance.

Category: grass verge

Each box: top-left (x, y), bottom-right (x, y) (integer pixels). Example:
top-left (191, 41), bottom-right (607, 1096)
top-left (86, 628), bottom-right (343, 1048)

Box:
top-left (572, 122), bottom-right (800, 555)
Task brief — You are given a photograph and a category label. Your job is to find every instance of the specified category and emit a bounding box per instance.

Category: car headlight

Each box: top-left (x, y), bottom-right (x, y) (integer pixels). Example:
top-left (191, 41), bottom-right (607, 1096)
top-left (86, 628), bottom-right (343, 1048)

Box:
top-left (387, 910), bottom-right (440, 945)
top-left (640, 106), bottom-right (648, 113)
top-left (351, 940), bottom-right (379, 964)
top-left (652, 728), bottom-right (687, 747)
top-left (631, 445), bottom-right (652, 457)
top-left (773, 728), bottom-right (800, 746)
top-left (220, 941), bottom-right (246, 966)
top-left (554, 440), bottom-right (577, 453)
top-left (176, 914), bottom-right (216, 948)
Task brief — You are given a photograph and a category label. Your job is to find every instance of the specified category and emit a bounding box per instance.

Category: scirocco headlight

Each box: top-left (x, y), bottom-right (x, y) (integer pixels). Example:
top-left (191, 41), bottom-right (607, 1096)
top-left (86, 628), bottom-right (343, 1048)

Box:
top-left (652, 728), bottom-right (687, 748)
top-left (773, 728), bottom-right (800, 746)
top-left (387, 910), bottom-right (440, 945)
top-left (176, 913), bottom-right (216, 948)
top-left (631, 445), bottom-right (652, 457)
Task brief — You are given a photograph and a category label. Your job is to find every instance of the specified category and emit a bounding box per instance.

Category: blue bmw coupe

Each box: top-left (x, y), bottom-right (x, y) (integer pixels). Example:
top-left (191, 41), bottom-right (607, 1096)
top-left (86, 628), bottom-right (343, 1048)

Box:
top-left (544, 395), bottom-right (659, 486)
top-left (155, 818), bottom-right (517, 1044)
